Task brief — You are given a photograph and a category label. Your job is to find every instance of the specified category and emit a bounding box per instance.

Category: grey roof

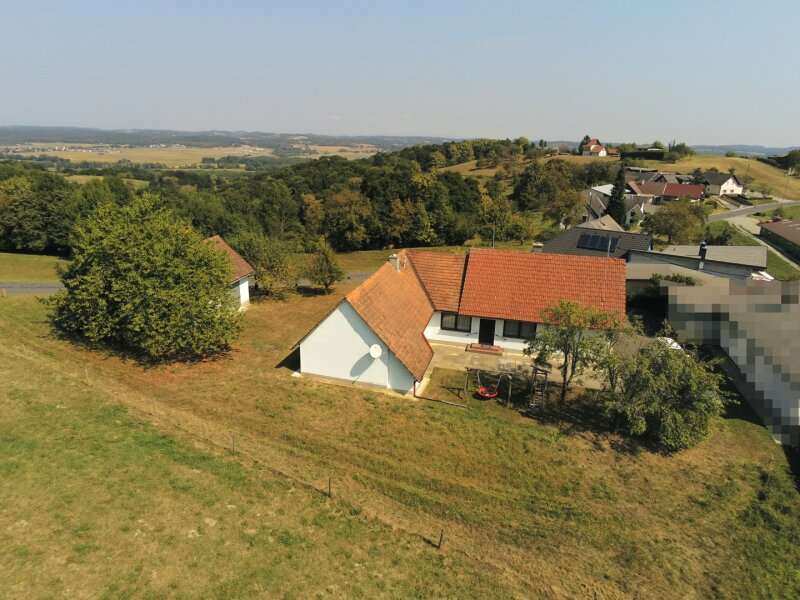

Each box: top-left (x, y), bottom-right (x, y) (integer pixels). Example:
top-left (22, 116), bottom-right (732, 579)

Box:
top-left (656, 173), bottom-right (681, 184)
top-left (587, 192), bottom-right (644, 217)
top-left (702, 171), bottom-right (740, 186)
top-left (760, 219), bottom-right (800, 246)
top-left (661, 245), bottom-right (767, 269)
top-left (577, 215), bottom-right (625, 232)
top-left (625, 262), bottom-right (722, 286)
top-left (542, 228), bottom-right (653, 259)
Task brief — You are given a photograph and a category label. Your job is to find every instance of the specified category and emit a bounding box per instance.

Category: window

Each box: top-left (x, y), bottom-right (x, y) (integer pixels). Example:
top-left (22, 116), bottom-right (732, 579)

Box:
top-left (503, 320), bottom-right (537, 339)
top-left (441, 312), bottom-right (471, 333)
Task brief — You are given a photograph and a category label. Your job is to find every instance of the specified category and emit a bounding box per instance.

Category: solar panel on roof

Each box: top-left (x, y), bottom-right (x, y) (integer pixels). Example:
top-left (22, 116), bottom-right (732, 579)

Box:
top-left (576, 233), bottom-right (620, 253)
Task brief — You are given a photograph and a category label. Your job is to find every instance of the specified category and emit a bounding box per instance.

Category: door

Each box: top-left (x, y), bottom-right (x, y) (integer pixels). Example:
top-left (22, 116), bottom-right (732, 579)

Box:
top-left (478, 319), bottom-right (496, 346)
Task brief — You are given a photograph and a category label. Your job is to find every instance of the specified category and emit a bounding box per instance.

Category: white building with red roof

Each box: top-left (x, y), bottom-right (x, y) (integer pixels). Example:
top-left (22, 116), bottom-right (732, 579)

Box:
top-left (205, 235), bottom-right (255, 308)
top-left (297, 248), bottom-right (626, 393)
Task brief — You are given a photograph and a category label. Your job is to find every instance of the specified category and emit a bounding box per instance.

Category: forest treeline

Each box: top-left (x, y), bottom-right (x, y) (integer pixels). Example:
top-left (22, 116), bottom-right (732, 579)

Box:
top-left (0, 145), bottom-right (619, 258)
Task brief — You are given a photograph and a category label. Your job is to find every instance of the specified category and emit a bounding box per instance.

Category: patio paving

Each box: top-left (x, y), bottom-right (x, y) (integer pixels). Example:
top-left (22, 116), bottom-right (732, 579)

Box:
top-left (417, 341), bottom-right (606, 397)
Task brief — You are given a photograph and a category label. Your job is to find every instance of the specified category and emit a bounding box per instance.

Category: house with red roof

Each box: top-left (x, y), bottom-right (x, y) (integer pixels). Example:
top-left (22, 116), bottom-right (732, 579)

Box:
top-left (205, 235), bottom-right (255, 308)
top-left (297, 248), bottom-right (626, 393)
top-left (581, 137), bottom-right (608, 157)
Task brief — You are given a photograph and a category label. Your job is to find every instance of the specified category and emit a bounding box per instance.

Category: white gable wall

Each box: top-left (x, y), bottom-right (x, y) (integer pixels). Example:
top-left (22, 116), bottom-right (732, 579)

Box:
top-left (229, 276), bottom-right (251, 308)
top-left (299, 300), bottom-right (415, 393)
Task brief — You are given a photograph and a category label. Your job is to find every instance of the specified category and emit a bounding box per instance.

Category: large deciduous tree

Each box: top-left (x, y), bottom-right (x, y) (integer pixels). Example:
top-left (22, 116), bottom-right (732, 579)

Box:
top-left (49, 194), bottom-right (241, 361)
top-left (526, 300), bottom-right (621, 404)
top-left (601, 328), bottom-right (728, 452)
top-left (306, 238), bottom-right (344, 294)
top-left (642, 199), bottom-right (706, 244)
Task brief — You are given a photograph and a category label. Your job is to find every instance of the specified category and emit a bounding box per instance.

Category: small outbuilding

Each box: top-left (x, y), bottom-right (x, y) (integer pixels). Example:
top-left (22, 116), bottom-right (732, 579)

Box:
top-left (205, 235), bottom-right (255, 308)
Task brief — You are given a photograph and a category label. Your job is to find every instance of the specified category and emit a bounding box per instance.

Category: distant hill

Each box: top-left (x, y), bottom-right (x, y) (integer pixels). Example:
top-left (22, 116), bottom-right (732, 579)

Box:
top-left (690, 144), bottom-right (799, 157)
top-left (0, 126), bottom-right (450, 153)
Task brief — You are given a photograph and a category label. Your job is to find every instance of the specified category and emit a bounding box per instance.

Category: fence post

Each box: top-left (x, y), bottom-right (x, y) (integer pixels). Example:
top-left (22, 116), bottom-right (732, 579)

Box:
top-left (437, 528), bottom-right (444, 549)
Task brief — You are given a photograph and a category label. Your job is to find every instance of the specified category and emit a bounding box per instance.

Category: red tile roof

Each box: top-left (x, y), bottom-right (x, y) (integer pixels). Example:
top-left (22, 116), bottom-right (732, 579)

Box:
top-left (406, 250), bottom-right (466, 312)
top-left (663, 183), bottom-right (704, 200)
top-left (205, 235), bottom-right (255, 283)
top-left (458, 249), bottom-right (626, 323)
top-left (346, 254), bottom-right (433, 381)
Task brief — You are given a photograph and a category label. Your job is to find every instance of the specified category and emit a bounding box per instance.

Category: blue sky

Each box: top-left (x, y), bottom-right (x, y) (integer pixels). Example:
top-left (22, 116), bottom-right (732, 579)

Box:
top-left (1, 1), bottom-right (798, 145)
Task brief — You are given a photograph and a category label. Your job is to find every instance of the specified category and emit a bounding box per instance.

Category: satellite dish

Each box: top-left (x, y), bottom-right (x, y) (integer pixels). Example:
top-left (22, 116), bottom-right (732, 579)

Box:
top-left (369, 344), bottom-right (383, 359)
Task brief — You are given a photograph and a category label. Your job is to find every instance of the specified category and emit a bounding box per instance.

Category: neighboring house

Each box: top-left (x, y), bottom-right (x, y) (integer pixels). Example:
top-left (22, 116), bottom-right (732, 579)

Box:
top-left (578, 215), bottom-right (625, 232)
top-left (297, 249), bottom-right (626, 393)
top-left (586, 184), bottom-right (650, 226)
top-left (701, 171), bottom-right (744, 196)
top-left (541, 227), bottom-right (653, 259)
top-left (632, 181), bottom-right (705, 202)
top-left (668, 278), bottom-right (800, 446)
top-left (759, 219), bottom-right (800, 262)
top-left (205, 235), bottom-right (255, 308)
top-left (627, 242), bottom-right (768, 280)
top-left (581, 138), bottom-right (607, 157)
top-left (652, 172), bottom-right (695, 184)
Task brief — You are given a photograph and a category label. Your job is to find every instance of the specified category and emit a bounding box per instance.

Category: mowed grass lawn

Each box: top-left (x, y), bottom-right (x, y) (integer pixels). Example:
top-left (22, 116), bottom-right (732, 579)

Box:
top-left (2, 288), bottom-right (800, 598)
top-left (0, 252), bottom-right (66, 282)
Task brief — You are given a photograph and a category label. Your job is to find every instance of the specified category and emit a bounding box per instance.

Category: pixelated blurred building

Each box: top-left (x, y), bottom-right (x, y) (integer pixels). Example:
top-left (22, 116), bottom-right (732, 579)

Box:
top-left (667, 278), bottom-right (800, 445)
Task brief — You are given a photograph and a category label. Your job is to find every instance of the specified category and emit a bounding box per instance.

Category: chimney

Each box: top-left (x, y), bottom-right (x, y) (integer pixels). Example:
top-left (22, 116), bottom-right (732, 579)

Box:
top-left (698, 241), bottom-right (707, 271)
top-left (388, 253), bottom-right (401, 272)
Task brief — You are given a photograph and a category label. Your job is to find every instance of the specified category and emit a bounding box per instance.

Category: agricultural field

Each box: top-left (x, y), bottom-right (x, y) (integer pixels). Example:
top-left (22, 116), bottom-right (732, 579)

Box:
top-left (10, 144), bottom-right (275, 167)
top-left (306, 144), bottom-right (378, 159)
top-left (1, 282), bottom-right (799, 598)
top-left (10, 142), bottom-right (377, 167)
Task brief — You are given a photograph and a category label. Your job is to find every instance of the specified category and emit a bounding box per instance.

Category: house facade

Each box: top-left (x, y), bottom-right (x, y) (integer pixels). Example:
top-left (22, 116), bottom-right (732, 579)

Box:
top-left (702, 172), bottom-right (744, 196)
top-left (581, 138), bottom-right (608, 157)
top-left (297, 249), bottom-right (626, 393)
top-left (206, 235), bottom-right (255, 308)
top-left (586, 184), bottom-right (650, 226)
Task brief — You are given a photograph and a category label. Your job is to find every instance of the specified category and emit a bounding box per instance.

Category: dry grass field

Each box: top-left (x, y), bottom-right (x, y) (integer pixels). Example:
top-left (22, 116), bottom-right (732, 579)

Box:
top-left (639, 155), bottom-right (800, 199)
top-left (306, 144), bottom-right (377, 159)
top-left (0, 252), bottom-right (65, 282)
top-left (15, 145), bottom-right (275, 167)
top-left (1, 282), bottom-right (799, 598)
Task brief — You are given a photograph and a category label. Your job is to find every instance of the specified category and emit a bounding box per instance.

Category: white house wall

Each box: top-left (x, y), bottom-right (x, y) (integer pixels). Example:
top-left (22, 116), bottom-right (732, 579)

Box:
top-left (299, 301), bottom-right (415, 393)
top-left (424, 311), bottom-right (530, 352)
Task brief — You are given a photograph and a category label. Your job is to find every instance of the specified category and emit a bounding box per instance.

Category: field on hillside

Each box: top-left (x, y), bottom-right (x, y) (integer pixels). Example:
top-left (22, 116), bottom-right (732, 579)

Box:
top-left (640, 155), bottom-right (800, 199)
top-left (0, 252), bottom-right (65, 282)
top-left (440, 154), bottom-right (618, 179)
top-left (12, 145), bottom-right (276, 167)
top-left (2, 284), bottom-right (799, 598)
top-left (11, 142), bottom-right (376, 167)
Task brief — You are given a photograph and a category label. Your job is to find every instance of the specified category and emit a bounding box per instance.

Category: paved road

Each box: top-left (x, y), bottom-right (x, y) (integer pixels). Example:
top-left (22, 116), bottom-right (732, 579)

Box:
top-left (0, 282), bottom-right (64, 296)
top-left (2, 270), bottom-right (373, 298)
top-left (708, 199), bottom-right (800, 222)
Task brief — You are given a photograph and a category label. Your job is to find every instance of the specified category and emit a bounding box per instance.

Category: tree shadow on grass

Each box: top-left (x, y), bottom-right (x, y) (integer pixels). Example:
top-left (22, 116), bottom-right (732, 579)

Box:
top-left (295, 285), bottom-right (328, 297)
top-left (526, 388), bottom-right (648, 455)
top-left (43, 323), bottom-right (237, 370)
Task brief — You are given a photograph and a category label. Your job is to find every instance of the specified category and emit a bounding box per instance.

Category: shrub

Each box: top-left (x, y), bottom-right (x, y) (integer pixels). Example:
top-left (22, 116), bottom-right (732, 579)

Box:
top-left (305, 238), bottom-right (344, 293)
top-left (602, 329), bottom-right (728, 452)
top-left (49, 195), bottom-right (241, 361)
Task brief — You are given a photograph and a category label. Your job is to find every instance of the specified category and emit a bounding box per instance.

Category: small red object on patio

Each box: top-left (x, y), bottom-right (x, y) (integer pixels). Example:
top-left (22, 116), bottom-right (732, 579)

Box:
top-left (477, 385), bottom-right (499, 399)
